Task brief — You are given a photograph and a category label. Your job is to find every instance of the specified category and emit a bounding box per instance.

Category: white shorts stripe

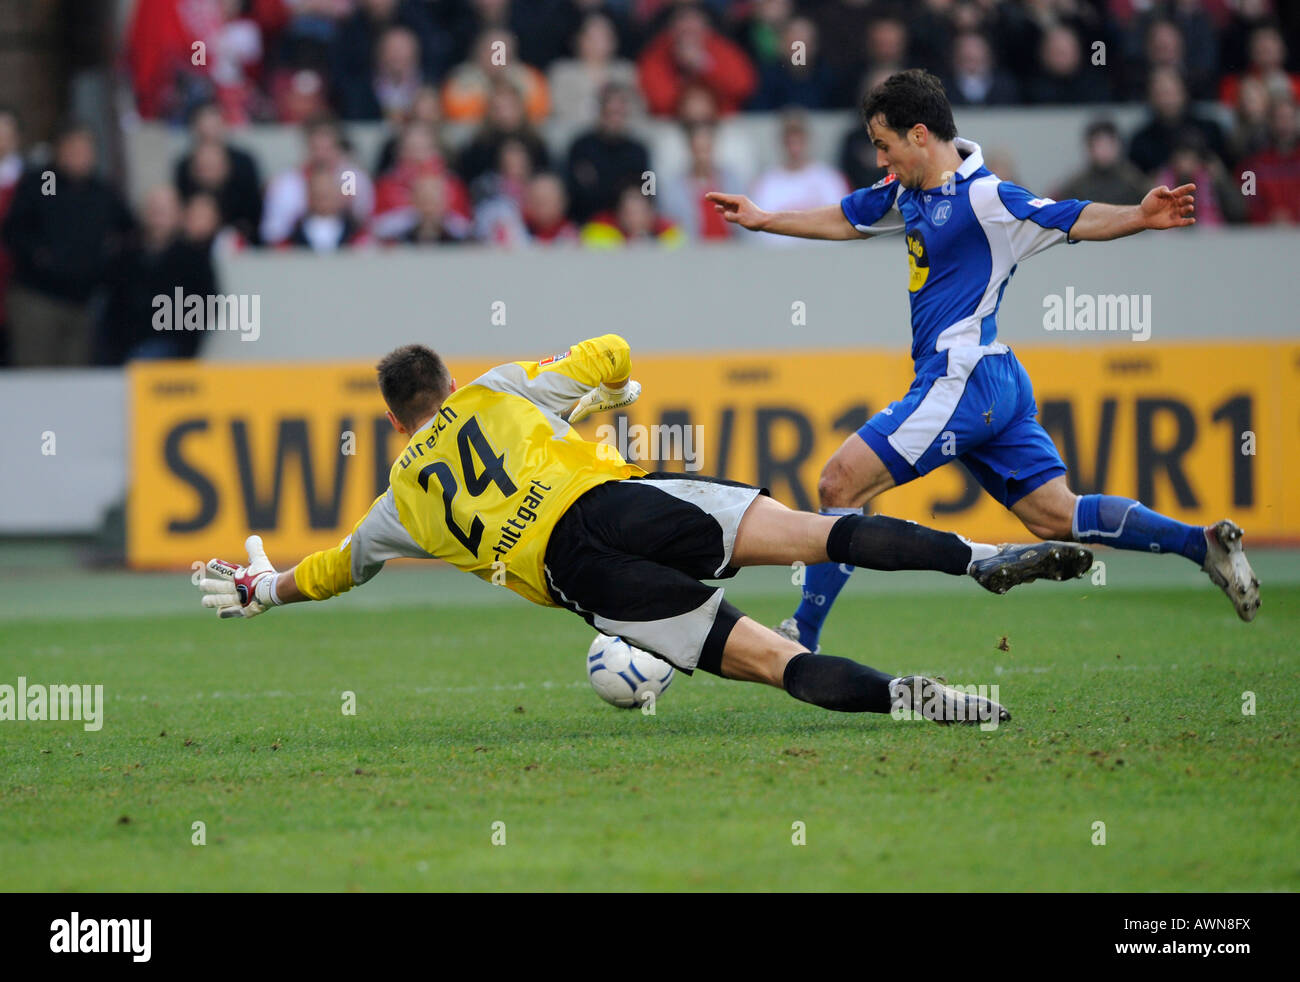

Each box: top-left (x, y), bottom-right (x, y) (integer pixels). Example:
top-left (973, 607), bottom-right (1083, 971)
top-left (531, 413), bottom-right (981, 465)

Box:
top-left (592, 588), bottom-right (725, 672)
top-left (621, 478), bottom-right (761, 576)
top-left (887, 345), bottom-right (1001, 466)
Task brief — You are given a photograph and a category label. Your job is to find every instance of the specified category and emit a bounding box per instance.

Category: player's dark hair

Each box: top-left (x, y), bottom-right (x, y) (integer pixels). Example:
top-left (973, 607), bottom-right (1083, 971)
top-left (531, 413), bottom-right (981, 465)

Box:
top-left (860, 69), bottom-right (957, 142)
top-left (377, 344), bottom-right (453, 430)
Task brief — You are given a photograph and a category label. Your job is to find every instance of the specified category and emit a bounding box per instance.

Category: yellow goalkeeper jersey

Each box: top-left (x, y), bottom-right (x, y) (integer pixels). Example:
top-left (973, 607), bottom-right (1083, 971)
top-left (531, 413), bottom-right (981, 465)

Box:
top-left (293, 335), bottom-right (645, 607)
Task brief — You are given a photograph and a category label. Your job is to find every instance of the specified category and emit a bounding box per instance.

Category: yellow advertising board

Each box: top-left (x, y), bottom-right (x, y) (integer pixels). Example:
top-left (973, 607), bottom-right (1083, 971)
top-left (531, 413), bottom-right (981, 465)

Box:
top-left (128, 343), bottom-right (1300, 568)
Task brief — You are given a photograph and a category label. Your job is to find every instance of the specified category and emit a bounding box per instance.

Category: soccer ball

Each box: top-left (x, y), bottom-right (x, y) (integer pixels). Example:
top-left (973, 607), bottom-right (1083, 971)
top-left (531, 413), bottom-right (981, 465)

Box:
top-left (586, 634), bottom-right (675, 709)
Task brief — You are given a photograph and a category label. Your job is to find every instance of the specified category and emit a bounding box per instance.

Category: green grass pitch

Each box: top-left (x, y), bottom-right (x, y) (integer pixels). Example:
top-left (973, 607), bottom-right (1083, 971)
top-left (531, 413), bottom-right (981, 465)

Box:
top-left (1, 551), bottom-right (1296, 892)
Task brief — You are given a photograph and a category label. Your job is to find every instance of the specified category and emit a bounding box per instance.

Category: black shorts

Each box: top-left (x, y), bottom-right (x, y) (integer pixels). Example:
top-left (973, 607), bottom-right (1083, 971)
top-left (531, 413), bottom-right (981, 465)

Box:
top-left (543, 473), bottom-right (768, 674)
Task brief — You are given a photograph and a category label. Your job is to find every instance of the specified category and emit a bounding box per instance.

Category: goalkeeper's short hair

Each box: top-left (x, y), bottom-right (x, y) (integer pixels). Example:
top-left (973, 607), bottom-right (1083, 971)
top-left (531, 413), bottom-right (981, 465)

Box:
top-left (377, 344), bottom-right (453, 429)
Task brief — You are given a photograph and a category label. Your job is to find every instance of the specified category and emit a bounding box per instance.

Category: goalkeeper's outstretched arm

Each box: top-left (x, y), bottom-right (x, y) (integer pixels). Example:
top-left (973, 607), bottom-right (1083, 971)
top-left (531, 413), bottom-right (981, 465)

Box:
top-left (198, 487), bottom-right (431, 618)
top-left (198, 535), bottom-right (309, 619)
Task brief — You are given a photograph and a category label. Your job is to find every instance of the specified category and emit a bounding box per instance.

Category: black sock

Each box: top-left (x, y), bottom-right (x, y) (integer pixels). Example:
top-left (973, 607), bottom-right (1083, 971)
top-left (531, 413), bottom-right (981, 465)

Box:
top-left (826, 514), bottom-right (970, 576)
top-left (782, 651), bottom-right (895, 713)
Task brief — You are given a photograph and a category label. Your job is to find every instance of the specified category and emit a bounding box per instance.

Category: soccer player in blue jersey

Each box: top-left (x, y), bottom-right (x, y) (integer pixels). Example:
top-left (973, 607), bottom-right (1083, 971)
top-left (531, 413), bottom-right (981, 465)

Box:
top-left (706, 69), bottom-right (1259, 652)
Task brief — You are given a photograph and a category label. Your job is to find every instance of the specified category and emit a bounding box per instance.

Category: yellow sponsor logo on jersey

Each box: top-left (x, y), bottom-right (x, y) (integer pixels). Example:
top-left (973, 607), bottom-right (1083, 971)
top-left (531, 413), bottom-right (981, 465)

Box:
top-left (907, 229), bottom-right (930, 292)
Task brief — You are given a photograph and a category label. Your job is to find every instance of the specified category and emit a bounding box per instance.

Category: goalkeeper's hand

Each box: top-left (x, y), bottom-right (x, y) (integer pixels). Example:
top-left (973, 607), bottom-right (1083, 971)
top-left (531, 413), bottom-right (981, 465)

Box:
top-left (198, 535), bottom-right (279, 619)
top-left (567, 379), bottom-right (641, 424)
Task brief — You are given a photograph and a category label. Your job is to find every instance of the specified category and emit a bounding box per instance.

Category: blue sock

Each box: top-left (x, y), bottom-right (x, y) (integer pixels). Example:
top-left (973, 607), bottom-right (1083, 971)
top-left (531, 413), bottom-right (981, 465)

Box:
top-left (1073, 494), bottom-right (1207, 565)
top-left (791, 508), bottom-right (858, 649)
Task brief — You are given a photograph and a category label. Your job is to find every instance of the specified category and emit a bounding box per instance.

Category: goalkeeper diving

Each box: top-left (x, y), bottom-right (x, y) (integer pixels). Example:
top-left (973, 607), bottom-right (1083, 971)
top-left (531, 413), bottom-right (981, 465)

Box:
top-left (197, 334), bottom-right (1095, 725)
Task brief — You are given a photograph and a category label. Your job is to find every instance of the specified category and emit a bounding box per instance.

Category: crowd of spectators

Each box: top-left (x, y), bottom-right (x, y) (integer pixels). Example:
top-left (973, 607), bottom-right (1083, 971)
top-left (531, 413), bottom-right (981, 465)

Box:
top-left (0, 0), bottom-right (1298, 365)
top-left (118, 1), bottom-right (1300, 122)
top-left (112, 0), bottom-right (1300, 248)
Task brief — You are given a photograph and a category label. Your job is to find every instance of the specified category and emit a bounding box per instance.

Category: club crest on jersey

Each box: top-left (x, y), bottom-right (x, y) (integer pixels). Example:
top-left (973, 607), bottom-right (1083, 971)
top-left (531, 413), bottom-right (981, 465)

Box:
top-left (538, 349), bottom-right (571, 366)
top-left (932, 200), bottom-right (952, 226)
top-left (870, 173), bottom-right (898, 190)
top-left (906, 229), bottom-right (930, 292)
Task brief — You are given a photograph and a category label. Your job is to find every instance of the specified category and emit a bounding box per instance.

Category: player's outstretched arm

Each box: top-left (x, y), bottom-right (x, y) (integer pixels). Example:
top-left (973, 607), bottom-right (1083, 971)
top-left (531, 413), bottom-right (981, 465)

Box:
top-left (1068, 183), bottom-right (1196, 241)
top-left (704, 192), bottom-right (864, 240)
top-left (198, 535), bottom-right (309, 619)
top-left (197, 490), bottom-right (432, 619)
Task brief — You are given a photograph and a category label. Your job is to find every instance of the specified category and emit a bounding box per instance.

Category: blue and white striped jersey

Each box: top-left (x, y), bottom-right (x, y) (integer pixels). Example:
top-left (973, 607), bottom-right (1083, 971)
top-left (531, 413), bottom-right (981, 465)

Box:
top-left (840, 138), bottom-right (1089, 369)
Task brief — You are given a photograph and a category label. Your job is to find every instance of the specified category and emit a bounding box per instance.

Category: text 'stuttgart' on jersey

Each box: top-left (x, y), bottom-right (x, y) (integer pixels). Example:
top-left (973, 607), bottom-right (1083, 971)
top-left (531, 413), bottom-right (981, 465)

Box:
top-left (839, 137), bottom-right (1090, 370)
top-left (293, 334), bottom-right (646, 607)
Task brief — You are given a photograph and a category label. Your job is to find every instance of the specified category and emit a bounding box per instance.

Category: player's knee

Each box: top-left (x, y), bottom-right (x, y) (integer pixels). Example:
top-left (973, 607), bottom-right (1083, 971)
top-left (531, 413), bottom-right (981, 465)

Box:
top-left (1022, 506), bottom-right (1074, 541)
top-left (1024, 518), bottom-right (1068, 540)
top-left (1015, 482), bottom-right (1078, 541)
top-left (817, 462), bottom-right (857, 509)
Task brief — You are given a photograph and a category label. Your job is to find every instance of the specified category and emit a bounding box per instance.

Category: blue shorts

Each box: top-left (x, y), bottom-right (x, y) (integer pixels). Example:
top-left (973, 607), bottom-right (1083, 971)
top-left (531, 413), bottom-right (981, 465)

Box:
top-left (857, 344), bottom-right (1066, 508)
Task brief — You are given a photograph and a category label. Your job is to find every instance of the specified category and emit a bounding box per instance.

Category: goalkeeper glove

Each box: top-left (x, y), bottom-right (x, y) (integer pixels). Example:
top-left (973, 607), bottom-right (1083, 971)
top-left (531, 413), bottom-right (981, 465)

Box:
top-left (198, 535), bottom-right (280, 619)
top-left (567, 379), bottom-right (641, 424)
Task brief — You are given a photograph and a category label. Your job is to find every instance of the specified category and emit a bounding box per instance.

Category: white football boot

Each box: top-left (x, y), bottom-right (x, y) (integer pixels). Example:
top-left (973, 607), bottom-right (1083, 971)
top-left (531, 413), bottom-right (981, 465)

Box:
top-left (775, 617), bottom-right (821, 654)
top-left (1202, 519), bottom-right (1260, 622)
top-left (889, 675), bottom-right (1011, 726)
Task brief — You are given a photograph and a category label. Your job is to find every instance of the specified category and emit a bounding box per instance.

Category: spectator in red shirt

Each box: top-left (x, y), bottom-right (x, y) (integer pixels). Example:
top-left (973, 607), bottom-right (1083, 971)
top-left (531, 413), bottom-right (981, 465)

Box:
top-left (403, 174), bottom-right (469, 245)
top-left (126, 0), bottom-right (210, 120)
top-left (126, 0), bottom-right (270, 122)
top-left (661, 121), bottom-right (739, 241)
top-left (1153, 131), bottom-right (1244, 226)
top-left (638, 5), bottom-right (757, 117)
top-left (208, 0), bottom-right (267, 123)
top-left (1220, 25), bottom-right (1300, 107)
top-left (1242, 98), bottom-right (1300, 224)
top-left (371, 121), bottom-right (471, 240)
top-left (522, 173), bottom-right (579, 245)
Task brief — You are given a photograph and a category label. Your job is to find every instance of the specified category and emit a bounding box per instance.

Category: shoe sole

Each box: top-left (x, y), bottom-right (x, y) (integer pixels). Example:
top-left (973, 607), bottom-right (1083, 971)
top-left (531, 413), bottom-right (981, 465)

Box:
top-left (1205, 520), bottom-right (1261, 622)
top-left (979, 542), bottom-right (1093, 596)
